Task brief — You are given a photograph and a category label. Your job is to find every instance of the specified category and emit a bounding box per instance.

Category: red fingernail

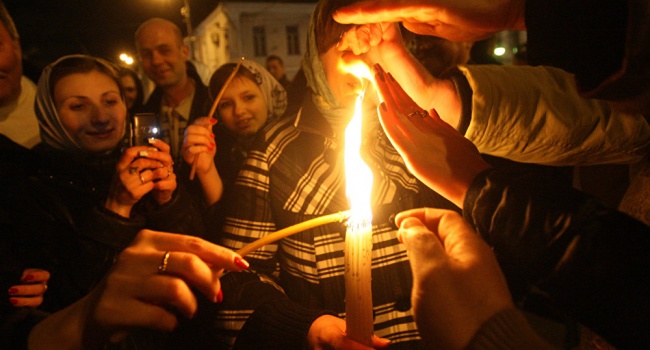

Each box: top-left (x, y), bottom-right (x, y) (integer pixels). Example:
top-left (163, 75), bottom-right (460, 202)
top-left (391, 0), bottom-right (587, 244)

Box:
top-left (9, 298), bottom-right (18, 306)
top-left (208, 146), bottom-right (215, 151)
top-left (388, 72), bottom-right (396, 82)
top-left (234, 257), bottom-right (249, 269)
top-left (380, 102), bottom-right (387, 112)
top-left (216, 289), bottom-right (223, 303)
top-left (8, 287), bottom-right (18, 295)
top-left (210, 133), bottom-right (215, 139)
top-left (376, 70), bottom-right (385, 82)
top-left (210, 118), bottom-right (218, 124)
top-left (210, 142), bottom-right (215, 147)
top-left (23, 274), bottom-right (34, 281)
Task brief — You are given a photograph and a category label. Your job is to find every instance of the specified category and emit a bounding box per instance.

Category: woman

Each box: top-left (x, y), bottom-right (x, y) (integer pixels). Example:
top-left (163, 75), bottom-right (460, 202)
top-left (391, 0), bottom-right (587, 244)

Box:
top-left (118, 67), bottom-right (144, 114)
top-left (1, 55), bottom-right (250, 349)
top-left (182, 59), bottom-right (287, 206)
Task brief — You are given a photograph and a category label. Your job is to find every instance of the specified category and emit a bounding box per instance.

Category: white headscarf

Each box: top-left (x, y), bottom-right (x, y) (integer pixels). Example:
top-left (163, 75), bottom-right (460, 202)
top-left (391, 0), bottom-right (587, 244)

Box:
top-left (35, 54), bottom-right (125, 154)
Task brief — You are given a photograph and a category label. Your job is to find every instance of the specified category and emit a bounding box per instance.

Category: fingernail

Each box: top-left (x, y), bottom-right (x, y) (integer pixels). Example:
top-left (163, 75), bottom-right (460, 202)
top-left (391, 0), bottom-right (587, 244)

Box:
top-left (376, 69), bottom-right (385, 82)
top-left (208, 146), bottom-right (215, 151)
top-left (147, 137), bottom-right (156, 144)
top-left (380, 102), bottom-right (387, 112)
top-left (234, 257), bottom-right (250, 269)
top-left (9, 298), bottom-right (18, 306)
top-left (139, 151), bottom-right (149, 157)
top-left (8, 287), bottom-right (18, 295)
top-left (210, 142), bottom-right (215, 148)
top-left (388, 72), bottom-right (396, 82)
top-left (397, 232), bottom-right (404, 244)
top-left (209, 118), bottom-right (218, 124)
top-left (210, 133), bottom-right (215, 139)
top-left (216, 289), bottom-right (223, 303)
top-left (23, 274), bottom-right (34, 282)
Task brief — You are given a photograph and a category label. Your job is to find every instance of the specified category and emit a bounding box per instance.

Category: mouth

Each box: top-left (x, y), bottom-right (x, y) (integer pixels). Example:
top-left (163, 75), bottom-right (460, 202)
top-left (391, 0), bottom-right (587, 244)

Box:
top-left (86, 128), bottom-right (115, 139)
top-left (236, 118), bottom-right (253, 129)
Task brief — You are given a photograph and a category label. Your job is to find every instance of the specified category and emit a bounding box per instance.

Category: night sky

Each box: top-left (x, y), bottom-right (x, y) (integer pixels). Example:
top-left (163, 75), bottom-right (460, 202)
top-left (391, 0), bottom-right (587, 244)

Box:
top-left (4, 0), bottom-right (316, 81)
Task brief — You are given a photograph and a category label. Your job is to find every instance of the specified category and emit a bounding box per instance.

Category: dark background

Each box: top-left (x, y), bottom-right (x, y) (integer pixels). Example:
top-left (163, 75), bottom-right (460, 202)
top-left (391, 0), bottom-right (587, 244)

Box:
top-left (4, 0), bottom-right (317, 80)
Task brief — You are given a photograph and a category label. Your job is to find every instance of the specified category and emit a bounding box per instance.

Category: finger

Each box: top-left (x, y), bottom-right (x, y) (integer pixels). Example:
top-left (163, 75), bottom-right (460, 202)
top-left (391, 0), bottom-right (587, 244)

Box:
top-left (372, 335), bottom-right (392, 349)
top-left (21, 268), bottom-right (51, 283)
top-left (9, 295), bottom-right (44, 308)
top-left (157, 251), bottom-right (224, 302)
top-left (152, 166), bottom-right (175, 182)
top-left (397, 216), bottom-right (445, 260)
top-left (145, 274), bottom-right (199, 319)
top-left (96, 296), bottom-right (180, 332)
top-left (333, 1), bottom-right (419, 24)
top-left (148, 138), bottom-right (171, 153)
top-left (8, 283), bottom-right (49, 297)
top-left (133, 231), bottom-right (250, 273)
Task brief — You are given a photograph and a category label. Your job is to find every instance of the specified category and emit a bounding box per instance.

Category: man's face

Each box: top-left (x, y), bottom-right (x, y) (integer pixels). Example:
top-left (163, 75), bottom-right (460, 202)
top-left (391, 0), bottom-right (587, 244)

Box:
top-left (266, 58), bottom-right (285, 81)
top-left (0, 23), bottom-right (22, 106)
top-left (135, 22), bottom-right (188, 89)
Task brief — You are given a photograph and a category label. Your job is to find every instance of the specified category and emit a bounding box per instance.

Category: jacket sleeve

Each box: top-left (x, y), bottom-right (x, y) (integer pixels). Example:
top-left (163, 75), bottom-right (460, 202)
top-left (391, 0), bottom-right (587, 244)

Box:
top-left (445, 65), bottom-right (649, 166)
top-left (462, 166), bottom-right (650, 349)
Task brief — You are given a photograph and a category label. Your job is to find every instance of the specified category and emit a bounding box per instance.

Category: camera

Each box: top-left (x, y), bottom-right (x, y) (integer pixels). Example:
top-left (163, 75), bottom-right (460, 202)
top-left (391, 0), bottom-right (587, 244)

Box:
top-left (130, 113), bottom-right (160, 147)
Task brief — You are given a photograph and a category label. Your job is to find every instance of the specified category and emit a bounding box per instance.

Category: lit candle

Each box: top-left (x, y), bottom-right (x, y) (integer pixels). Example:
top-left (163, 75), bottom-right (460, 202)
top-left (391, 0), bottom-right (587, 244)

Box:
top-left (344, 85), bottom-right (374, 346)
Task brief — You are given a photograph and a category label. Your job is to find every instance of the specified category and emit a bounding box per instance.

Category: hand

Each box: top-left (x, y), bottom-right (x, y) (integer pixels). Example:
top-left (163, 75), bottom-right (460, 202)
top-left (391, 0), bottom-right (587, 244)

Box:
top-left (8, 268), bottom-right (50, 307)
top-left (395, 208), bottom-right (513, 350)
top-left (307, 315), bottom-right (391, 350)
top-left (373, 64), bottom-right (490, 208)
top-left (105, 139), bottom-right (176, 217)
top-left (333, 0), bottom-right (526, 43)
top-left (182, 117), bottom-right (217, 177)
top-left (28, 230), bottom-right (250, 349)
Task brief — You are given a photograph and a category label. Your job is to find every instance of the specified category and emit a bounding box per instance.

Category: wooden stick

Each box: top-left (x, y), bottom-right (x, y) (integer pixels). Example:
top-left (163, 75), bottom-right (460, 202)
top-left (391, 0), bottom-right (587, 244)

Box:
top-left (189, 57), bottom-right (245, 180)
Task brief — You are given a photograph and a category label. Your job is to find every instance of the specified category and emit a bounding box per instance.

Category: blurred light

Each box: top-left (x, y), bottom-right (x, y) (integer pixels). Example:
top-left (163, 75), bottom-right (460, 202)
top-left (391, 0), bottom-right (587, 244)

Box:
top-left (119, 53), bottom-right (134, 65)
top-left (493, 47), bottom-right (506, 56)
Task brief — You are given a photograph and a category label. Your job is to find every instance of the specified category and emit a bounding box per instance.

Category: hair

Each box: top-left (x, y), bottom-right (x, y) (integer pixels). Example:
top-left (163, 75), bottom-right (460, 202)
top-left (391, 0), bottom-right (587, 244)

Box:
top-left (118, 66), bottom-right (144, 111)
top-left (312, 0), bottom-right (355, 55)
top-left (134, 18), bottom-right (184, 48)
top-left (49, 56), bottom-right (124, 99)
top-left (208, 63), bottom-right (259, 102)
top-left (266, 54), bottom-right (284, 66)
top-left (0, 1), bottom-right (19, 42)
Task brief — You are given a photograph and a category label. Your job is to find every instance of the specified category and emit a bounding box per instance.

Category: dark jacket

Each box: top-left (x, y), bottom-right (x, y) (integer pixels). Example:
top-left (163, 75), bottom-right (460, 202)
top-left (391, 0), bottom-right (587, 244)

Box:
top-left (463, 166), bottom-right (650, 349)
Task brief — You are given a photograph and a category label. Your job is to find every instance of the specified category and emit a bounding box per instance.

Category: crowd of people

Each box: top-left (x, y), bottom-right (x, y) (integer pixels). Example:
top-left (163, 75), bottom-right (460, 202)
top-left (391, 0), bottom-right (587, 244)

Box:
top-left (1, 0), bottom-right (649, 349)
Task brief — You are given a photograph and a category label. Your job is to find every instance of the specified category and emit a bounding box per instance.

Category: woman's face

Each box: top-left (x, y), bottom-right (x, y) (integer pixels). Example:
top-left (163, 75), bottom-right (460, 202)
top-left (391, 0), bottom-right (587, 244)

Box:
top-left (119, 74), bottom-right (138, 110)
top-left (54, 70), bottom-right (127, 153)
top-left (217, 76), bottom-right (268, 136)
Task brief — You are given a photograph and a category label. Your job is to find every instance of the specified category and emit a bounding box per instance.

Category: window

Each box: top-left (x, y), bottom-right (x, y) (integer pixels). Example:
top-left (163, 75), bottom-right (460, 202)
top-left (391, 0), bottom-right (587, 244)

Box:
top-left (253, 26), bottom-right (267, 57)
top-left (286, 25), bottom-right (300, 56)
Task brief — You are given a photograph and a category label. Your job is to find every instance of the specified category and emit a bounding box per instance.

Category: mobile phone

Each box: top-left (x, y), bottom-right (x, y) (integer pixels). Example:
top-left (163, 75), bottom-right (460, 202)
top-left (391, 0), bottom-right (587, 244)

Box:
top-left (130, 113), bottom-right (160, 146)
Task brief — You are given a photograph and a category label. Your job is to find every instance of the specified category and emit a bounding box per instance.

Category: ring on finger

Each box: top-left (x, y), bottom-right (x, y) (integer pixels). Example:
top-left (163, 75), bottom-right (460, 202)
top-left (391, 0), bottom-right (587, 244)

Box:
top-left (140, 174), bottom-right (146, 184)
top-left (129, 167), bottom-right (138, 174)
top-left (167, 168), bottom-right (171, 178)
top-left (158, 251), bottom-right (171, 274)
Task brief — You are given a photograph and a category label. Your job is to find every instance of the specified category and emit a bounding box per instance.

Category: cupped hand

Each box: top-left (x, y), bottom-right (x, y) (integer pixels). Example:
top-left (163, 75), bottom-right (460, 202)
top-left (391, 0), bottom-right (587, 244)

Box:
top-left (182, 117), bottom-right (217, 177)
top-left (395, 208), bottom-right (513, 350)
top-left (333, 0), bottom-right (526, 43)
top-left (373, 63), bottom-right (491, 208)
top-left (307, 315), bottom-right (391, 350)
top-left (8, 268), bottom-right (50, 307)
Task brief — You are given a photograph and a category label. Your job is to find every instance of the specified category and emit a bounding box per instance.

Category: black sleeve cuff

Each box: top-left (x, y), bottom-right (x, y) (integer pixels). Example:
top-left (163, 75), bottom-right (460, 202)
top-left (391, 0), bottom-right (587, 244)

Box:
top-left (440, 67), bottom-right (473, 134)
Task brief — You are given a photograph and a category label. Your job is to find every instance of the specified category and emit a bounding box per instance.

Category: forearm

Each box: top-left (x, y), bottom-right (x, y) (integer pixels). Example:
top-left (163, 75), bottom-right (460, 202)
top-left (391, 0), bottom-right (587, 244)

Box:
top-left (197, 163), bottom-right (223, 205)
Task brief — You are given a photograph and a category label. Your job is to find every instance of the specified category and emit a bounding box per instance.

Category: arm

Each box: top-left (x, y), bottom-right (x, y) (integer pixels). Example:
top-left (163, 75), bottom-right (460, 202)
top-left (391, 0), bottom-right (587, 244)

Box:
top-left (182, 117), bottom-right (222, 205)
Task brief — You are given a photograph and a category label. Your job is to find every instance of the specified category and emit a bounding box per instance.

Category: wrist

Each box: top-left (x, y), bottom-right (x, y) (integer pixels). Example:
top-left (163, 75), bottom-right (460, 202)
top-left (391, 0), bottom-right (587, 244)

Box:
top-left (103, 199), bottom-right (132, 218)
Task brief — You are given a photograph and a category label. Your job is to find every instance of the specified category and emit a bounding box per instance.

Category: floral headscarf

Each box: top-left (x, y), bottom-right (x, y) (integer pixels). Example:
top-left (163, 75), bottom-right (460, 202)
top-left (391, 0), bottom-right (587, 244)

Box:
top-left (35, 54), bottom-right (125, 154)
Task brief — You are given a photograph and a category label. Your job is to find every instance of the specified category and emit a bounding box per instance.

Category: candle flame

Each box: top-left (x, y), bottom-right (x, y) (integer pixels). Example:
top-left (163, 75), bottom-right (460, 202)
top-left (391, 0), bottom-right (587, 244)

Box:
top-left (345, 77), bottom-right (373, 233)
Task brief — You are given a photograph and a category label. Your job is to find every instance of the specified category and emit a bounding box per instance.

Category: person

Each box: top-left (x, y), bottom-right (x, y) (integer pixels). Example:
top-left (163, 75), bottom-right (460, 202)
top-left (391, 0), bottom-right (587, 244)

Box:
top-left (0, 1), bottom-right (39, 148)
top-left (265, 54), bottom-right (291, 89)
top-left (211, 0), bottom-right (460, 347)
top-left (135, 17), bottom-right (210, 163)
top-left (118, 66), bottom-right (144, 114)
top-left (371, 63), bottom-right (650, 349)
top-left (182, 59), bottom-right (287, 209)
top-left (394, 208), bottom-right (553, 350)
top-left (333, 0), bottom-right (650, 114)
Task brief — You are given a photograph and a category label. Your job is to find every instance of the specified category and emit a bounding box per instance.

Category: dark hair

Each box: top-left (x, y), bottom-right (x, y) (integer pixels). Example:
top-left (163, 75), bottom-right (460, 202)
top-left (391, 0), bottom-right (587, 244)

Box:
top-left (49, 56), bottom-right (124, 99)
top-left (0, 1), bottom-right (19, 42)
top-left (266, 54), bottom-right (284, 66)
top-left (118, 66), bottom-right (144, 111)
top-left (312, 0), bottom-right (355, 55)
top-left (208, 63), bottom-right (259, 102)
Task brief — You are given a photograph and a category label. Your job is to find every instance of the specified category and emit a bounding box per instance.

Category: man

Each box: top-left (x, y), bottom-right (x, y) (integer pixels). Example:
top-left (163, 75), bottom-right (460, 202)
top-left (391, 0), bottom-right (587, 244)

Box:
top-left (265, 54), bottom-right (291, 89)
top-left (134, 18), bottom-right (209, 162)
top-left (0, 2), bottom-right (39, 148)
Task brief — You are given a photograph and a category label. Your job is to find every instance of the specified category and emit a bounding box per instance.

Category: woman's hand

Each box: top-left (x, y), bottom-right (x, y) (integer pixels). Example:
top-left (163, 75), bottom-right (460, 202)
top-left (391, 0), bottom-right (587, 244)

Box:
top-left (395, 208), bottom-right (514, 350)
top-left (307, 315), bottom-right (391, 350)
top-left (373, 63), bottom-right (490, 208)
top-left (105, 139), bottom-right (176, 217)
top-left (28, 230), bottom-right (250, 350)
top-left (182, 117), bottom-right (217, 177)
top-left (8, 268), bottom-right (50, 308)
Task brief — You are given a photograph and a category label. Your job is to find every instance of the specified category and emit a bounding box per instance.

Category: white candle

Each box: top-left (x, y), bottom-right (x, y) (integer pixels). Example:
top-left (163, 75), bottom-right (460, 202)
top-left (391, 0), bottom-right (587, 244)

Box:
top-left (344, 87), bottom-right (374, 346)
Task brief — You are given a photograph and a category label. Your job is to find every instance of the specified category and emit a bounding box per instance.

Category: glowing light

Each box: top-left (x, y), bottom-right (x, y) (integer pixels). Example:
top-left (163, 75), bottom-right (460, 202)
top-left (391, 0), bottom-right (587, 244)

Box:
top-left (119, 53), bottom-right (134, 65)
top-left (493, 46), bottom-right (506, 56)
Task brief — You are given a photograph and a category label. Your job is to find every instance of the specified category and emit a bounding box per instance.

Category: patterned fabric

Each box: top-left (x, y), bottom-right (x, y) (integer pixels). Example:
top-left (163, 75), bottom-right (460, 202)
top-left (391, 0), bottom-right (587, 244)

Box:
top-left (218, 96), bottom-right (457, 347)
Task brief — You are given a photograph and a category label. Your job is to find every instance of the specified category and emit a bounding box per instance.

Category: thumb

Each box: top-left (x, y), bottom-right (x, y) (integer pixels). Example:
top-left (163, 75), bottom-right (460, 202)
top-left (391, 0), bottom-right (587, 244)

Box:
top-left (398, 217), bottom-right (446, 264)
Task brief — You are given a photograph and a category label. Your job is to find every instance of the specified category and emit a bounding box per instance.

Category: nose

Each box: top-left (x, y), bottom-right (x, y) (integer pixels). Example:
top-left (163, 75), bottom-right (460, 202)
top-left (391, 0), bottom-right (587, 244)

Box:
top-left (233, 100), bottom-right (245, 116)
top-left (151, 50), bottom-right (164, 65)
top-left (91, 105), bottom-right (112, 125)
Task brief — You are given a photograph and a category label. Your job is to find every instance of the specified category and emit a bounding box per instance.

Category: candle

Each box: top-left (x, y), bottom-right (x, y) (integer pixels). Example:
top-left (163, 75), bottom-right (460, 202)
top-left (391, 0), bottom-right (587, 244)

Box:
top-left (343, 86), bottom-right (374, 346)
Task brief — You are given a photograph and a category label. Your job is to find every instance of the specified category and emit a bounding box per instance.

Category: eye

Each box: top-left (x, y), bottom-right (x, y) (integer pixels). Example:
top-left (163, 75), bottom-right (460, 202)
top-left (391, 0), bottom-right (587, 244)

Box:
top-left (105, 99), bottom-right (120, 106)
top-left (69, 103), bottom-right (86, 111)
top-left (218, 100), bottom-right (233, 110)
top-left (243, 94), bottom-right (257, 102)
